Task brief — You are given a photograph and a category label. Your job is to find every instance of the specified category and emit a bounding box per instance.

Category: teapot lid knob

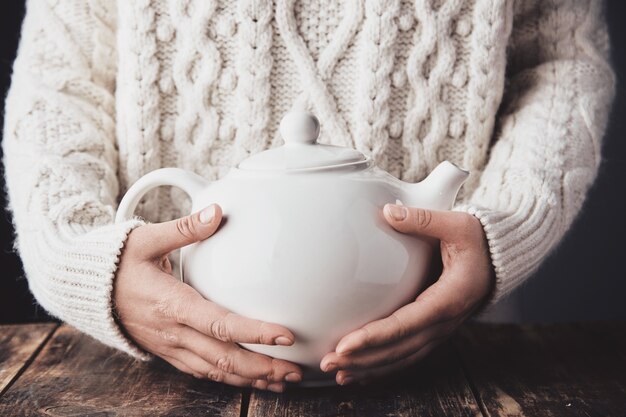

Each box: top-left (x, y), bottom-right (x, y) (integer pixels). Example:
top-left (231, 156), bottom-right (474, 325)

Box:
top-left (280, 111), bottom-right (320, 145)
top-left (238, 110), bottom-right (367, 170)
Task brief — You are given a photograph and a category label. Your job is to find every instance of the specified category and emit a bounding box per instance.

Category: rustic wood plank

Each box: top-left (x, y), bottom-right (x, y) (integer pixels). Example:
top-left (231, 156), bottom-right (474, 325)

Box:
top-left (248, 342), bottom-right (482, 417)
top-left (0, 323), bottom-right (58, 396)
top-left (0, 324), bottom-right (243, 416)
top-left (456, 322), bottom-right (626, 417)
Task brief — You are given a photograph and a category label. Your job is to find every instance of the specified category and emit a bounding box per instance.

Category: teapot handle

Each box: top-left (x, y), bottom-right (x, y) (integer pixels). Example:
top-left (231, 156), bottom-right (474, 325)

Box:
top-left (115, 168), bottom-right (209, 223)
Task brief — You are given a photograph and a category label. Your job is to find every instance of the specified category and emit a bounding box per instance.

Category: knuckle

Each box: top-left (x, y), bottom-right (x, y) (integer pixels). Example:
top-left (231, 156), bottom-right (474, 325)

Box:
top-left (153, 299), bottom-right (170, 318)
top-left (156, 284), bottom-right (195, 324)
top-left (175, 215), bottom-right (197, 241)
top-left (207, 369), bottom-right (225, 382)
top-left (209, 318), bottom-right (230, 341)
top-left (173, 297), bottom-right (192, 324)
top-left (266, 360), bottom-right (279, 381)
top-left (215, 354), bottom-right (236, 374)
top-left (390, 313), bottom-right (407, 339)
top-left (414, 208), bottom-right (433, 229)
top-left (256, 322), bottom-right (271, 344)
top-left (154, 328), bottom-right (180, 344)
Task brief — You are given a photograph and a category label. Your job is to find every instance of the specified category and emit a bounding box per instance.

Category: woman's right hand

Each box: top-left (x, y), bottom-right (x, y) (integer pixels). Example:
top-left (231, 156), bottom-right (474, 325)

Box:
top-left (113, 204), bottom-right (302, 392)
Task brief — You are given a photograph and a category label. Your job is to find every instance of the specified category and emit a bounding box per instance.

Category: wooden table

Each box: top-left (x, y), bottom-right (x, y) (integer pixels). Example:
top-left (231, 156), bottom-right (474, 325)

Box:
top-left (0, 323), bottom-right (625, 416)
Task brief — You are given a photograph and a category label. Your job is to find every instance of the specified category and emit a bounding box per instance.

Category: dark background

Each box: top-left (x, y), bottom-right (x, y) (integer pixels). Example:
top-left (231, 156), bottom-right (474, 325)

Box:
top-left (1, 1), bottom-right (625, 324)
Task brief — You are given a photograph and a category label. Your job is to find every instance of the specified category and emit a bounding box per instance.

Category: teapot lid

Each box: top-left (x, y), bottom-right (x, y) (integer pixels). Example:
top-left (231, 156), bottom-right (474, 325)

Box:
top-left (237, 112), bottom-right (367, 171)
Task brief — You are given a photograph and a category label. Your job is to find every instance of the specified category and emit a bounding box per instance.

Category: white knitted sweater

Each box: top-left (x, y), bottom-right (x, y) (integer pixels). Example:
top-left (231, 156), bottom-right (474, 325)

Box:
top-left (2, 0), bottom-right (615, 359)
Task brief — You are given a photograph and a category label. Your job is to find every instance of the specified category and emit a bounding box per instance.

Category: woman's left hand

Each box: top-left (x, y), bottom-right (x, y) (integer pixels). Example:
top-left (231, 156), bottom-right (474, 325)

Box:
top-left (320, 204), bottom-right (495, 385)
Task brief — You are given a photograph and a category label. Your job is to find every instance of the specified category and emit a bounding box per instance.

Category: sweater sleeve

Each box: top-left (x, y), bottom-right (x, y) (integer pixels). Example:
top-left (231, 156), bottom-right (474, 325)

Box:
top-left (2, 0), bottom-right (148, 359)
top-left (455, 0), bottom-right (615, 302)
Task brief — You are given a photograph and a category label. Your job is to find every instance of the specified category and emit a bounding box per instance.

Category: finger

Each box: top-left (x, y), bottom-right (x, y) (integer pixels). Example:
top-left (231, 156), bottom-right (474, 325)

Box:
top-left (167, 280), bottom-right (296, 345)
top-left (139, 204), bottom-right (223, 258)
top-left (178, 325), bottom-right (302, 383)
top-left (164, 350), bottom-right (286, 392)
top-left (334, 273), bottom-right (467, 355)
top-left (321, 323), bottom-right (449, 372)
top-left (335, 339), bottom-right (441, 386)
top-left (383, 204), bottom-right (475, 242)
top-left (162, 353), bottom-right (197, 377)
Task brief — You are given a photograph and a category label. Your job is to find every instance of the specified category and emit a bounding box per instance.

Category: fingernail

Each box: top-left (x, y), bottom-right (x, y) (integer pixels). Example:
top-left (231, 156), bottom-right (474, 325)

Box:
top-left (385, 204), bottom-right (407, 221)
top-left (285, 372), bottom-right (302, 383)
top-left (274, 336), bottom-right (293, 346)
top-left (267, 383), bottom-right (285, 393)
top-left (199, 205), bottom-right (216, 224)
top-left (339, 375), bottom-right (354, 386)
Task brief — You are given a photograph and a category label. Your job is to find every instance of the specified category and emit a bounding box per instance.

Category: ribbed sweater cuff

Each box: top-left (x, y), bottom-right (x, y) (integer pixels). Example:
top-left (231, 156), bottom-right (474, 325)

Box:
top-left (19, 218), bottom-right (150, 360)
top-left (453, 202), bottom-right (557, 305)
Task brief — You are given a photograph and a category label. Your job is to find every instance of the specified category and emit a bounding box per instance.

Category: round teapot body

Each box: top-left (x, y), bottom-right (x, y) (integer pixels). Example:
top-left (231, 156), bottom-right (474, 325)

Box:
top-left (182, 165), bottom-right (435, 380)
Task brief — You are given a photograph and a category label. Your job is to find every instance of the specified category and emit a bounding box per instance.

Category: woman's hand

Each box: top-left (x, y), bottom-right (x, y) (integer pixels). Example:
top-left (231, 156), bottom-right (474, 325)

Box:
top-left (113, 204), bottom-right (302, 392)
top-left (320, 204), bottom-right (494, 385)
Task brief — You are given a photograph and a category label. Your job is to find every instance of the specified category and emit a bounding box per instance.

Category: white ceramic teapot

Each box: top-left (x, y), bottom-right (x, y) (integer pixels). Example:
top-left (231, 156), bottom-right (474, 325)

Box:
top-left (116, 111), bottom-right (468, 382)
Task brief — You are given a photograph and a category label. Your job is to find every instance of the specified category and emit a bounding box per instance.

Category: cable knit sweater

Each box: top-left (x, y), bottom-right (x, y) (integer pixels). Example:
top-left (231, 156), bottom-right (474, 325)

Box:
top-left (2, 0), bottom-right (615, 359)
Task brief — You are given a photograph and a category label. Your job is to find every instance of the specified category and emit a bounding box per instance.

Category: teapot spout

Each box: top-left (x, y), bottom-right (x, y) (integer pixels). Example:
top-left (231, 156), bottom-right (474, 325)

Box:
top-left (404, 161), bottom-right (469, 210)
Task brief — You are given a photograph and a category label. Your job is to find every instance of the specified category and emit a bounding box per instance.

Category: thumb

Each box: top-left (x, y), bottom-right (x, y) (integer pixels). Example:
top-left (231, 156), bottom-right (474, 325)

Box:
top-left (383, 204), bottom-right (463, 241)
top-left (142, 204), bottom-right (223, 257)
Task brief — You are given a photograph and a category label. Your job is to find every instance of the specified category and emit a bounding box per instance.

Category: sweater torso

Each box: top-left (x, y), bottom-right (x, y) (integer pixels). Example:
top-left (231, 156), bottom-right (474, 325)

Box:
top-left (113, 0), bottom-right (512, 222)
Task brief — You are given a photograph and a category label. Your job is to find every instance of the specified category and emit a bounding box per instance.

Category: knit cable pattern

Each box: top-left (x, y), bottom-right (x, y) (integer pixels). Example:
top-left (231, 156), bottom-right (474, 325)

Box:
top-left (275, 0), bottom-right (360, 146)
top-left (116, 0), bottom-right (162, 218)
top-left (171, 0), bottom-right (221, 174)
top-left (354, 0), bottom-right (400, 166)
top-left (232, 0), bottom-right (274, 165)
top-left (461, 0), bottom-right (512, 192)
top-left (402, 0), bottom-right (464, 182)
